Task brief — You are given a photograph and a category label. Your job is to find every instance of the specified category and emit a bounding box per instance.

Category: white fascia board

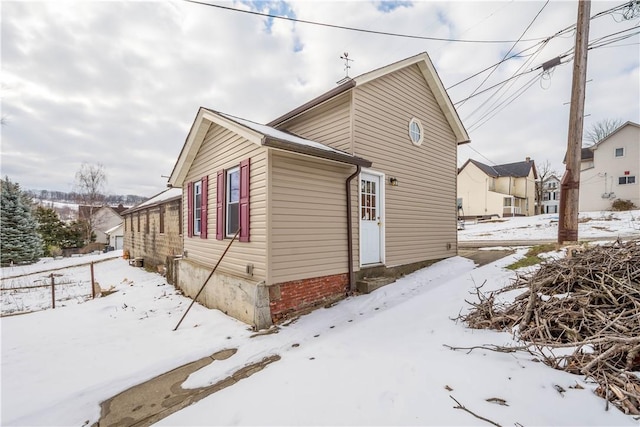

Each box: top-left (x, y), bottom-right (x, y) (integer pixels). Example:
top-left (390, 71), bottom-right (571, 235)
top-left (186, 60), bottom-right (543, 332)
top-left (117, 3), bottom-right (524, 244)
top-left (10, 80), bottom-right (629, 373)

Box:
top-left (168, 108), bottom-right (264, 187)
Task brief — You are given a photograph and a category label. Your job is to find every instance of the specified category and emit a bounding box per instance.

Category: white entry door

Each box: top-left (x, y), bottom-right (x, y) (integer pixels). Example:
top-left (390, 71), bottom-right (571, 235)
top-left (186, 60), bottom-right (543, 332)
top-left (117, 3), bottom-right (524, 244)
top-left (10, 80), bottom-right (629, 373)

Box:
top-left (360, 172), bottom-right (383, 265)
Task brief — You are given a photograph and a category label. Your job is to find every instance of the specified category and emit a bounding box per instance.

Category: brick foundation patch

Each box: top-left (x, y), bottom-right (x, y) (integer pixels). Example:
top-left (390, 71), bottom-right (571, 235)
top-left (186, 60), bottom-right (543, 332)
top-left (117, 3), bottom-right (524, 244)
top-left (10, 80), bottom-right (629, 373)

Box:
top-left (269, 273), bottom-right (348, 323)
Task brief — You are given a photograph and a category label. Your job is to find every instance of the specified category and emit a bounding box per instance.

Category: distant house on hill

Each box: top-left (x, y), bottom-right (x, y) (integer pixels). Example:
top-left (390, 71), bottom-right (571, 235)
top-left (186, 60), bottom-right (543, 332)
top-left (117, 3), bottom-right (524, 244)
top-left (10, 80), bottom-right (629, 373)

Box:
top-left (167, 51), bottom-right (469, 329)
top-left (578, 121), bottom-right (639, 211)
top-left (540, 175), bottom-right (561, 214)
top-left (78, 205), bottom-right (124, 245)
top-left (457, 158), bottom-right (538, 218)
top-left (121, 188), bottom-right (182, 277)
top-left (105, 223), bottom-right (124, 250)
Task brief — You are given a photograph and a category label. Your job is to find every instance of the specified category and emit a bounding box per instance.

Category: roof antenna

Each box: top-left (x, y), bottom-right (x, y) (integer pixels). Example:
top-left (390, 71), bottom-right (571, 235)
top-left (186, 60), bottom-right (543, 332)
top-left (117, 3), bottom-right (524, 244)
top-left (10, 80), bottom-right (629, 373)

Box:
top-left (337, 52), bottom-right (354, 85)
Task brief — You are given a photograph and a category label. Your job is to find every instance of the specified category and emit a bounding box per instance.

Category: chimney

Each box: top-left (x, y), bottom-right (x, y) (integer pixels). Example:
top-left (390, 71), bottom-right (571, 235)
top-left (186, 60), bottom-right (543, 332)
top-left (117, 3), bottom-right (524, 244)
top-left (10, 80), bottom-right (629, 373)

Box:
top-left (525, 157), bottom-right (531, 163)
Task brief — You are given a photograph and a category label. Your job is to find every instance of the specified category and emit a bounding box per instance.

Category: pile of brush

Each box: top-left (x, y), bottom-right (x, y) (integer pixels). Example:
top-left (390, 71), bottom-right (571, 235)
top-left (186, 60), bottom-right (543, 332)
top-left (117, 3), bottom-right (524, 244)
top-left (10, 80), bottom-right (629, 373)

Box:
top-left (460, 238), bottom-right (640, 415)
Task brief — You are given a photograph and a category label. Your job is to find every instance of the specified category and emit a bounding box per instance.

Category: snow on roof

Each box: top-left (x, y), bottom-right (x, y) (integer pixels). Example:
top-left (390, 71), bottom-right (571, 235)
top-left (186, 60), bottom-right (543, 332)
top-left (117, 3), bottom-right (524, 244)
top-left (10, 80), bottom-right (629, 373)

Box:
top-left (128, 188), bottom-right (182, 213)
top-left (218, 112), bottom-right (352, 157)
top-left (104, 223), bottom-right (123, 235)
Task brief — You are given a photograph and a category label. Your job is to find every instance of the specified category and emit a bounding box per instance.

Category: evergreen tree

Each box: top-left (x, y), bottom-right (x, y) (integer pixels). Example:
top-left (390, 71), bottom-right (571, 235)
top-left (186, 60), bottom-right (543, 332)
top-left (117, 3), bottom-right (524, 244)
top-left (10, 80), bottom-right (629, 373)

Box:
top-left (34, 206), bottom-right (66, 256)
top-left (60, 220), bottom-right (85, 249)
top-left (1, 177), bottom-right (42, 264)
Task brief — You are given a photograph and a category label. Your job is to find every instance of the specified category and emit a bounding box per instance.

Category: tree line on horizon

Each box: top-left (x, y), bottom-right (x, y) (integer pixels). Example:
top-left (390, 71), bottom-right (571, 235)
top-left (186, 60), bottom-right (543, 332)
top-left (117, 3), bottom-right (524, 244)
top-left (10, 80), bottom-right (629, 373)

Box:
top-left (1, 163), bottom-right (149, 265)
top-left (23, 189), bottom-right (146, 206)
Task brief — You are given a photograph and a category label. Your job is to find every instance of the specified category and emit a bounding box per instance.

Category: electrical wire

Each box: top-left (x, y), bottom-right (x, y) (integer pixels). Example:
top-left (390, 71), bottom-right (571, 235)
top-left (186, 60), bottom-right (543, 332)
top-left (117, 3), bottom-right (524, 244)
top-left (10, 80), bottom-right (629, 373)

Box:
top-left (447, 2), bottom-right (634, 90)
top-left (462, 144), bottom-right (499, 166)
top-left (181, 0), bottom-right (553, 44)
top-left (467, 70), bottom-right (546, 132)
top-left (456, 1), bottom-right (550, 109)
top-left (455, 23), bottom-right (637, 124)
top-left (446, 41), bottom-right (551, 90)
top-left (462, 39), bottom-right (550, 122)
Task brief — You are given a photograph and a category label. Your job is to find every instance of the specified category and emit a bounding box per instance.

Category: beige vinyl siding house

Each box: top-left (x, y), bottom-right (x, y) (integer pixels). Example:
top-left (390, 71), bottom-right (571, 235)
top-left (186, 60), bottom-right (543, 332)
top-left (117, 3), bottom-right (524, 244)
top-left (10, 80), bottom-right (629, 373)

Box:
top-left (168, 52), bottom-right (469, 329)
top-left (271, 57), bottom-right (467, 270)
top-left (269, 151), bottom-right (353, 284)
top-left (352, 64), bottom-right (459, 266)
top-left (458, 158), bottom-right (538, 218)
top-left (579, 121), bottom-right (640, 211)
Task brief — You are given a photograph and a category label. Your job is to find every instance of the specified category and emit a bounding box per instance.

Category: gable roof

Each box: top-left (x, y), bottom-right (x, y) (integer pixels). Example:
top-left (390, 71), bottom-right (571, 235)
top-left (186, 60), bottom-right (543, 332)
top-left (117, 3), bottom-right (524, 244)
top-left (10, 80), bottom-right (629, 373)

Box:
top-left (169, 108), bottom-right (372, 187)
top-left (562, 147), bottom-right (593, 164)
top-left (590, 121), bottom-right (640, 150)
top-left (104, 223), bottom-right (124, 235)
top-left (563, 122), bottom-right (639, 163)
top-left (78, 205), bottom-right (124, 221)
top-left (268, 52), bottom-right (470, 145)
top-left (460, 158), bottom-right (538, 179)
top-left (122, 187), bottom-right (182, 215)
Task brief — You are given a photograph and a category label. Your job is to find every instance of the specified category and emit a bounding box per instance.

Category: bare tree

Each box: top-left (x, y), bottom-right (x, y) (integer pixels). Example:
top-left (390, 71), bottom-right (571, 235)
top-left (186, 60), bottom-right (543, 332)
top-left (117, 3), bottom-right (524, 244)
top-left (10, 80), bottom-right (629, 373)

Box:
top-left (74, 162), bottom-right (107, 244)
top-left (535, 160), bottom-right (558, 215)
top-left (584, 119), bottom-right (622, 146)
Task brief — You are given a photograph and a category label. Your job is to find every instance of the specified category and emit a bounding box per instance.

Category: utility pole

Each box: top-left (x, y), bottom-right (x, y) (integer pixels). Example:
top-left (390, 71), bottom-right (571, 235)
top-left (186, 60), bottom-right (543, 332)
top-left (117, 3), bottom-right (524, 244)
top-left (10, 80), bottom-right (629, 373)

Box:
top-left (558, 0), bottom-right (591, 244)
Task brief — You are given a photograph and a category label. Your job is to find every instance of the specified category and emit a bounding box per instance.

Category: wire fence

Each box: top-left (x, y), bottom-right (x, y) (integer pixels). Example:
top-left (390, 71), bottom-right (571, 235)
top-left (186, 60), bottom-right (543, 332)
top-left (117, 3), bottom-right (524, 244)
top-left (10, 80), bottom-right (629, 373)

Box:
top-left (1, 262), bottom-right (99, 316)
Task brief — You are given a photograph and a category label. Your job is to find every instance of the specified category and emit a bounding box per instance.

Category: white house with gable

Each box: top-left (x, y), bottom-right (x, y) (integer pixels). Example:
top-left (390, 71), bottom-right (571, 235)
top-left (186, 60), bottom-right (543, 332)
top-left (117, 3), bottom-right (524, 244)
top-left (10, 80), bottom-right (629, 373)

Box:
top-left (579, 121), bottom-right (640, 211)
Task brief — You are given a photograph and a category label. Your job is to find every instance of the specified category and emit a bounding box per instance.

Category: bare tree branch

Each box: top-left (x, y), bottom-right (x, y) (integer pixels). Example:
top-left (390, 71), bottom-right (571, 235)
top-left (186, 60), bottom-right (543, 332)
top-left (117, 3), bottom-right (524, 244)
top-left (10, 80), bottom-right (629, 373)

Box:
top-left (74, 162), bottom-right (107, 244)
top-left (450, 395), bottom-right (503, 427)
top-left (584, 119), bottom-right (623, 146)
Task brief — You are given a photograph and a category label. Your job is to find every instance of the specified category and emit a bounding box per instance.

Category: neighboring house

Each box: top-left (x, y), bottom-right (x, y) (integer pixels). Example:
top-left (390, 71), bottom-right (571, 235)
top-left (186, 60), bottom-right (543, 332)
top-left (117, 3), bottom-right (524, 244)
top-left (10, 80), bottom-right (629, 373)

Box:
top-left (79, 205), bottom-right (124, 244)
top-left (457, 158), bottom-right (538, 218)
top-left (168, 52), bottom-right (469, 329)
top-left (580, 147), bottom-right (595, 170)
top-left (579, 121), bottom-right (640, 211)
top-left (105, 223), bottom-right (124, 250)
top-left (121, 188), bottom-right (183, 276)
top-left (541, 175), bottom-right (561, 214)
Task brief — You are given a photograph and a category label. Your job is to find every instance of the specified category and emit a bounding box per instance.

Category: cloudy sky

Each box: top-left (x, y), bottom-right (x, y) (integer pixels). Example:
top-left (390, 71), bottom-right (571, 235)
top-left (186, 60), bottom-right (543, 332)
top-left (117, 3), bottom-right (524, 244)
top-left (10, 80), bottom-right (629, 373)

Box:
top-left (2, 0), bottom-right (639, 198)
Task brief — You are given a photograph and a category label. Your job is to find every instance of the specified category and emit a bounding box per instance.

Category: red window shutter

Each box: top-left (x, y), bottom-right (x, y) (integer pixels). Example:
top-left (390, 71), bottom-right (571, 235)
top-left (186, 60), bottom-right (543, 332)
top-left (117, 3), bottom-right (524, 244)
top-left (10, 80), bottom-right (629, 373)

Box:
top-left (239, 158), bottom-right (250, 242)
top-left (216, 170), bottom-right (225, 240)
top-left (201, 175), bottom-right (208, 239)
top-left (187, 182), bottom-right (193, 238)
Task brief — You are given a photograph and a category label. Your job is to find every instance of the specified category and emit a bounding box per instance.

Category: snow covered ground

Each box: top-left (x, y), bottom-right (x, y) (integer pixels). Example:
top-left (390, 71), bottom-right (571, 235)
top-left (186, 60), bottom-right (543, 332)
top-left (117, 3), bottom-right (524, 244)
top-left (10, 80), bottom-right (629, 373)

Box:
top-left (1, 212), bottom-right (639, 426)
top-left (459, 210), bottom-right (640, 241)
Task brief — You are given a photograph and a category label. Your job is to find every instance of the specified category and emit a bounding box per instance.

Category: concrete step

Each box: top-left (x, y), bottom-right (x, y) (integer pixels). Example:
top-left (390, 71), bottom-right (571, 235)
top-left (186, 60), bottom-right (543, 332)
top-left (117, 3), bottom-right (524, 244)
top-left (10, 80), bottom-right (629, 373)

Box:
top-left (356, 276), bottom-right (396, 294)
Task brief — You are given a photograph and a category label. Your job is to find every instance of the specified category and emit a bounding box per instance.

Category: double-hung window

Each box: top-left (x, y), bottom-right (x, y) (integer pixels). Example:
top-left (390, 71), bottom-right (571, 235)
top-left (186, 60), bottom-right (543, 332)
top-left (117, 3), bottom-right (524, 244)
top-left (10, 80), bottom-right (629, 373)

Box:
top-left (216, 159), bottom-right (250, 242)
top-left (226, 167), bottom-right (240, 237)
top-left (187, 177), bottom-right (208, 239)
top-left (193, 181), bottom-right (202, 235)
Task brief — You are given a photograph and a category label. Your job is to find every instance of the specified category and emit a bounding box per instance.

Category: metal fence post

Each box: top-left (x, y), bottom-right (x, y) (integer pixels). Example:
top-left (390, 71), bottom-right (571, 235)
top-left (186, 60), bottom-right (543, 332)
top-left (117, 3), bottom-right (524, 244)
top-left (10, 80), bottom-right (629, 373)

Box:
top-left (50, 273), bottom-right (55, 309)
top-left (90, 262), bottom-right (95, 299)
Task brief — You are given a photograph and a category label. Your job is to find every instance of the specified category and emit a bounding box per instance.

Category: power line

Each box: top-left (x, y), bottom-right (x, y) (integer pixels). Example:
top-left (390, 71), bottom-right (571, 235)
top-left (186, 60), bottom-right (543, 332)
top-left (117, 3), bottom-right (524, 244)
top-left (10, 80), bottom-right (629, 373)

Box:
top-left (462, 144), bottom-right (499, 166)
top-left (453, 66), bottom-right (545, 106)
top-left (467, 70), bottom-right (547, 132)
top-left (181, 0), bottom-right (551, 44)
top-left (446, 42), bottom-right (550, 90)
top-left (456, 1), bottom-right (550, 109)
top-left (446, 2), bottom-right (634, 90)
top-left (453, 24), bottom-right (637, 112)
top-left (462, 40), bottom-right (550, 123)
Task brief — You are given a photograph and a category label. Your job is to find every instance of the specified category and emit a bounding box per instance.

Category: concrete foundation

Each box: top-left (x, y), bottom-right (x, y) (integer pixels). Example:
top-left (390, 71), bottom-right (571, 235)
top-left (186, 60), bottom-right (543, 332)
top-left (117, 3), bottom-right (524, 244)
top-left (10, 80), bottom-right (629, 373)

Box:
top-left (176, 258), bottom-right (272, 330)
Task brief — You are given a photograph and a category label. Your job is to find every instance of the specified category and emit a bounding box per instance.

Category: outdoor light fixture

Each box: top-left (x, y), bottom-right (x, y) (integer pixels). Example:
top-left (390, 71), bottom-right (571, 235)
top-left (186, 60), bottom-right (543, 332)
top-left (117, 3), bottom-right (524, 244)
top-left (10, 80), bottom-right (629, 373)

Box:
top-left (389, 177), bottom-right (398, 186)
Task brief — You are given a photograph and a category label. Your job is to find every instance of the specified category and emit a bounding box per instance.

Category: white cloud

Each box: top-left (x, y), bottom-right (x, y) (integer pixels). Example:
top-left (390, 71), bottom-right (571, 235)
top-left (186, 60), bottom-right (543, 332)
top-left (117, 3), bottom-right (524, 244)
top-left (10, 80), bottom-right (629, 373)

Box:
top-left (1, 0), bottom-right (638, 197)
